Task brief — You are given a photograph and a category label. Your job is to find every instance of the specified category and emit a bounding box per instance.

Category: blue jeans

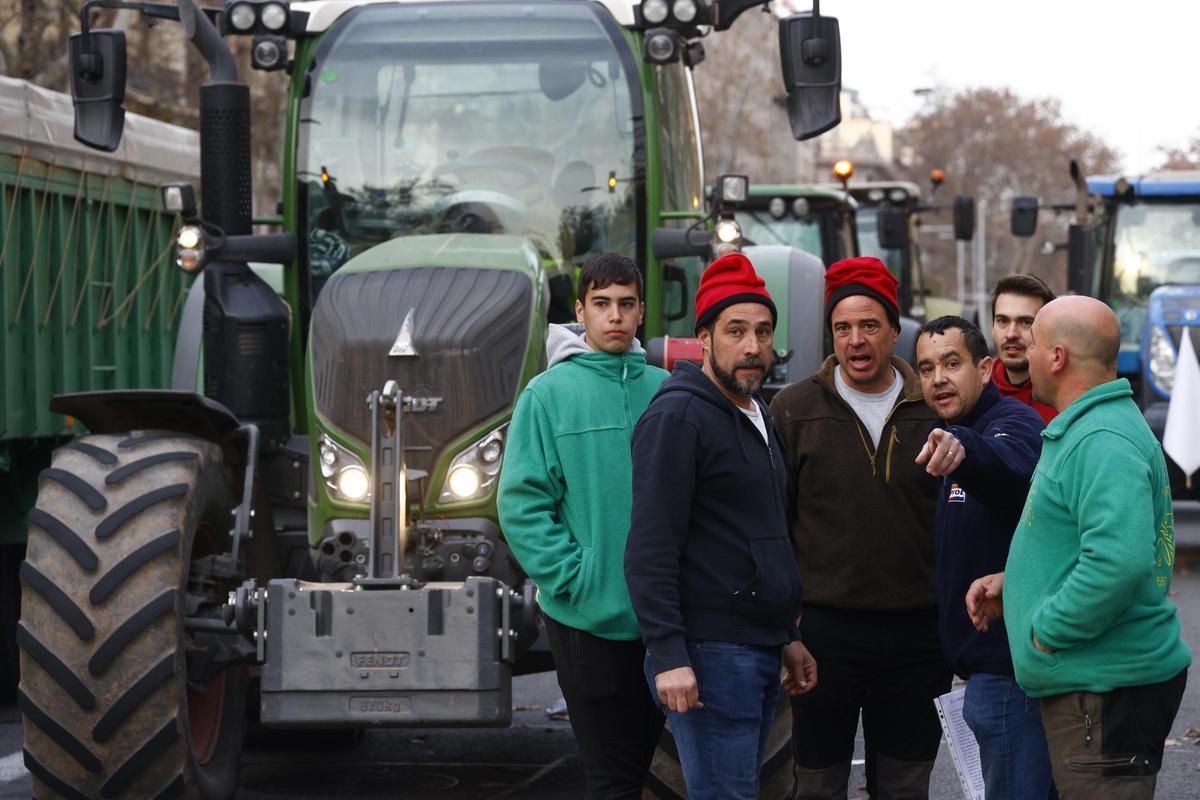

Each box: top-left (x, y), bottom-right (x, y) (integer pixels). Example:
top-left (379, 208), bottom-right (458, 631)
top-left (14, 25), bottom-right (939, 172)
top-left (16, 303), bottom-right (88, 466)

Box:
top-left (644, 640), bottom-right (782, 800)
top-left (962, 673), bottom-right (1058, 800)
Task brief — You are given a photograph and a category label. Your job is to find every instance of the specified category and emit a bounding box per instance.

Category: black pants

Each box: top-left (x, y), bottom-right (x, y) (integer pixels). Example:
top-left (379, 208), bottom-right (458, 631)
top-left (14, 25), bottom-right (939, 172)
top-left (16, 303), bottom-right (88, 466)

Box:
top-left (790, 605), bottom-right (952, 795)
top-left (543, 615), bottom-right (665, 800)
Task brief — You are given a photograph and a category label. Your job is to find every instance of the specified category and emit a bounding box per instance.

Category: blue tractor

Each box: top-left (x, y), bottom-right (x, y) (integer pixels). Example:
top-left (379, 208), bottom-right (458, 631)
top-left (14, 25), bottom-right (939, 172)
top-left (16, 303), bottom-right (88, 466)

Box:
top-left (1013, 163), bottom-right (1200, 497)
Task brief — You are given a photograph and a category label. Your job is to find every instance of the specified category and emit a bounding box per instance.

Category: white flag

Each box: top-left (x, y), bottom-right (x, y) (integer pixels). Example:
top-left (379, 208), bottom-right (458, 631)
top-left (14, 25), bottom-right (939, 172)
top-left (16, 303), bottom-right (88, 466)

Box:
top-left (1163, 330), bottom-right (1200, 481)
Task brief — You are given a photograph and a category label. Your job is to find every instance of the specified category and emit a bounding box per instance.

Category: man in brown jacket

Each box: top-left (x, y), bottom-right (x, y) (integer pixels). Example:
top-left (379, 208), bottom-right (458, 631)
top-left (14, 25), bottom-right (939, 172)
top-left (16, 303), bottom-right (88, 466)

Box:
top-left (771, 257), bottom-right (949, 799)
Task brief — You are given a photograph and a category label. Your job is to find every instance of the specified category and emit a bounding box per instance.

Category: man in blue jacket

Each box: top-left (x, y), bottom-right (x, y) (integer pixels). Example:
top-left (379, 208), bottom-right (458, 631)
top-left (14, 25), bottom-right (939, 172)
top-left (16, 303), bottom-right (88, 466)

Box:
top-left (625, 253), bottom-right (817, 800)
top-left (914, 315), bottom-right (1054, 799)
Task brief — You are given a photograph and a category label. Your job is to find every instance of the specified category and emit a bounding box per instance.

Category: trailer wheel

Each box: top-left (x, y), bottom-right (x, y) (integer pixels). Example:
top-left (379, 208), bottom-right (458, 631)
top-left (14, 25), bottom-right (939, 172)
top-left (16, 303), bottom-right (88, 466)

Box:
top-left (18, 432), bottom-right (246, 800)
top-left (0, 543), bottom-right (22, 701)
top-left (643, 689), bottom-right (794, 799)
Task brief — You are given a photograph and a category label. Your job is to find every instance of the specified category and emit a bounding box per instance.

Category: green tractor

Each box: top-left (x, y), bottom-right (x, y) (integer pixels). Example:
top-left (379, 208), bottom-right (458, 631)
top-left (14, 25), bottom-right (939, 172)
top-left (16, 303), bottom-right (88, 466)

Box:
top-left (18, 0), bottom-right (843, 797)
top-left (735, 184), bottom-right (859, 266)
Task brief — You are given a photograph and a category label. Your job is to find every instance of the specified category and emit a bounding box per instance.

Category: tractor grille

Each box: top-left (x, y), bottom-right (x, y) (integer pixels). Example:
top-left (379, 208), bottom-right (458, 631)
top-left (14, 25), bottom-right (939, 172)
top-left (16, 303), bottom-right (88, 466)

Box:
top-left (311, 267), bottom-right (533, 475)
top-left (1167, 325), bottom-right (1200, 357)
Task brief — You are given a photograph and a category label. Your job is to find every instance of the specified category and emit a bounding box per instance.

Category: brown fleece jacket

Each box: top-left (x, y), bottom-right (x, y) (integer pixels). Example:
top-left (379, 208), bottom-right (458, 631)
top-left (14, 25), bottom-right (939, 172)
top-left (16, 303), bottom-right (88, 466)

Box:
top-left (770, 355), bottom-right (939, 611)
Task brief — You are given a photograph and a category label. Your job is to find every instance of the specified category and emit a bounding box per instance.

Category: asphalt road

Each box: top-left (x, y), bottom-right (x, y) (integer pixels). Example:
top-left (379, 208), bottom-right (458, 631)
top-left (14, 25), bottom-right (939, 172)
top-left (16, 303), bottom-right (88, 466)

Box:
top-left (3, 505), bottom-right (1200, 799)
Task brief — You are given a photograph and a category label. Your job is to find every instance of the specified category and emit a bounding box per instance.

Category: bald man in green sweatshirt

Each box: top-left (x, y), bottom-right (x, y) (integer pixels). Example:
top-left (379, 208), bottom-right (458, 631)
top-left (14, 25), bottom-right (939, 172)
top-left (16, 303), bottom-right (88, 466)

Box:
top-left (967, 296), bottom-right (1191, 800)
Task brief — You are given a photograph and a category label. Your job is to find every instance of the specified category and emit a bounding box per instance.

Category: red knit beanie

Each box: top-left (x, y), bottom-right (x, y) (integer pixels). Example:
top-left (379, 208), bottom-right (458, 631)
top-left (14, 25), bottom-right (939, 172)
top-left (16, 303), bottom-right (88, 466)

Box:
top-left (694, 253), bottom-right (777, 333)
top-left (824, 256), bottom-right (900, 329)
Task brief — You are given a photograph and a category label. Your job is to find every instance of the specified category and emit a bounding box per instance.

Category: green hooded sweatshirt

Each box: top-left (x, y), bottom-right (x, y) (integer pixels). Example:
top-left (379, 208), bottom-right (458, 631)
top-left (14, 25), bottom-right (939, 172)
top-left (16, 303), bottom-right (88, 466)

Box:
top-left (1004, 379), bottom-right (1191, 697)
top-left (498, 324), bottom-right (668, 640)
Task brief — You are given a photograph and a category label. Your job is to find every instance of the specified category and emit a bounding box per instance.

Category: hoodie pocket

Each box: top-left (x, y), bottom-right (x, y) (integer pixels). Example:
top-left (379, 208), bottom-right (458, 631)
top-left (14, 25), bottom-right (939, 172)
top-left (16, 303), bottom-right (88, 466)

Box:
top-left (731, 536), bottom-right (802, 626)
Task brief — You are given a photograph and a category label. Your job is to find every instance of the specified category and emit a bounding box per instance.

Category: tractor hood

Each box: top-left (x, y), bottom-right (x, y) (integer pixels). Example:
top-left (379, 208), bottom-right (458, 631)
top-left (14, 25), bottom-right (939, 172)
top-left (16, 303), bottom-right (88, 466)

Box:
top-left (309, 234), bottom-right (543, 476)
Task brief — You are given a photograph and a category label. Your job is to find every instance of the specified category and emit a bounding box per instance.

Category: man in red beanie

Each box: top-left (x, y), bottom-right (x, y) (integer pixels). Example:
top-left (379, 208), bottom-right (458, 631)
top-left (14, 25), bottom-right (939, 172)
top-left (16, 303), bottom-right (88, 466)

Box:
top-left (626, 253), bottom-right (817, 800)
top-left (771, 256), bottom-right (950, 798)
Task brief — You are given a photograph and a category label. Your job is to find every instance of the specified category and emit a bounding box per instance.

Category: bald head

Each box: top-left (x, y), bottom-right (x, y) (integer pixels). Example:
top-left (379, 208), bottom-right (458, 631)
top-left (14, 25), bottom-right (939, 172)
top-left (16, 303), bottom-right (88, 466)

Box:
top-left (1035, 296), bottom-right (1120, 372)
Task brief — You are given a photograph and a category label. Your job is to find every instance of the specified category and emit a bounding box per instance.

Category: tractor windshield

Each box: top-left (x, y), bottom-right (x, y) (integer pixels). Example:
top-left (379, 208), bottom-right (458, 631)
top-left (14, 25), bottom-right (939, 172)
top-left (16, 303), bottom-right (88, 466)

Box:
top-left (299, 1), bottom-right (641, 297)
top-left (1110, 202), bottom-right (1200, 346)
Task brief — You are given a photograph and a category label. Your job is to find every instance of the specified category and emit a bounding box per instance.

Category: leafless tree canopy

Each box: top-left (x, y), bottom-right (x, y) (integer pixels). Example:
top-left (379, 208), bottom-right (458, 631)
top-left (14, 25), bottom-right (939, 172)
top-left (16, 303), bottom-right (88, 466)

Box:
top-left (899, 87), bottom-right (1120, 294)
top-left (1158, 134), bottom-right (1200, 170)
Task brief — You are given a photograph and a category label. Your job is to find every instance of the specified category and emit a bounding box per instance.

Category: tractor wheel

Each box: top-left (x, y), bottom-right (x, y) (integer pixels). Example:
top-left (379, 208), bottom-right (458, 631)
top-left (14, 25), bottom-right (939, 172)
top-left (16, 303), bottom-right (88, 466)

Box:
top-left (18, 432), bottom-right (246, 800)
top-left (0, 542), bottom-right (23, 701)
top-left (643, 688), bottom-right (795, 799)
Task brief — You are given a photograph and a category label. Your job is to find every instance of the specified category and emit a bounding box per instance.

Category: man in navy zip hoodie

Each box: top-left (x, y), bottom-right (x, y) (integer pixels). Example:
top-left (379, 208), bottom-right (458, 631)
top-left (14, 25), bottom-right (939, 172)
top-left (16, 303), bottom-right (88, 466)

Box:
top-left (914, 315), bottom-right (1054, 800)
top-left (625, 253), bottom-right (816, 800)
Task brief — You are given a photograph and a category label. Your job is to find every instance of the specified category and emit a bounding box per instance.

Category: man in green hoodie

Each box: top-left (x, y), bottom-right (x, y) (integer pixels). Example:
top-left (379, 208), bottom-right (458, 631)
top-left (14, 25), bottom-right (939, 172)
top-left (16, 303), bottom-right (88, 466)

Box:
top-left (498, 252), bottom-right (668, 799)
top-left (967, 295), bottom-right (1191, 800)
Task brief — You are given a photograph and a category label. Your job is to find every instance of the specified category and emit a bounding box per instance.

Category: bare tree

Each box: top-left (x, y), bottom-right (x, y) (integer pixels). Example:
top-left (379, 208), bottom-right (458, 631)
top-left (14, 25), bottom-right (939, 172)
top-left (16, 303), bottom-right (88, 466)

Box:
top-left (1157, 134), bottom-right (1200, 170)
top-left (900, 87), bottom-right (1120, 295)
top-left (691, 8), bottom-right (811, 182)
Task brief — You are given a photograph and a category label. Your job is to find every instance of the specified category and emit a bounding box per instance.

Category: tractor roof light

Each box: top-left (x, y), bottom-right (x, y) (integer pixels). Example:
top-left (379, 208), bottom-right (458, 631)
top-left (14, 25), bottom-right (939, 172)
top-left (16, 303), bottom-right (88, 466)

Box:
top-left (867, 188), bottom-right (885, 202)
top-left (227, 2), bottom-right (257, 32)
top-left (644, 28), bottom-right (680, 64)
top-left (672, 0), bottom-right (698, 23)
top-left (832, 159), bottom-right (854, 182)
top-left (930, 168), bottom-right (946, 186)
top-left (259, 1), bottom-right (288, 31)
top-left (889, 188), bottom-right (908, 203)
top-left (642, 0), bottom-right (670, 24)
top-left (251, 35), bottom-right (288, 71)
top-left (791, 197), bottom-right (810, 217)
top-left (769, 197), bottom-right (787, 219)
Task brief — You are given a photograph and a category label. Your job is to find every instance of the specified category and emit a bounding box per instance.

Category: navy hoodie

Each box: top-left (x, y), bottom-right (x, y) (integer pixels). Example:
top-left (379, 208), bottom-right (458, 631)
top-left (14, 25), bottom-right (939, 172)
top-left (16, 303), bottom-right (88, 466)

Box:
top-left (624, 361), bottom-right (803, 675)
top-left (935, 381), bottom-right (1044, 678)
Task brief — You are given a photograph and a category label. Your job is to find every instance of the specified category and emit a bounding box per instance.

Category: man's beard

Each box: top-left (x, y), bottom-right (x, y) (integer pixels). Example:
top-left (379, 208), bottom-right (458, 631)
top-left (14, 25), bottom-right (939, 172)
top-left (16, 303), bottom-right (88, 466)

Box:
top-left (712, 356), bottom-right (770, 396)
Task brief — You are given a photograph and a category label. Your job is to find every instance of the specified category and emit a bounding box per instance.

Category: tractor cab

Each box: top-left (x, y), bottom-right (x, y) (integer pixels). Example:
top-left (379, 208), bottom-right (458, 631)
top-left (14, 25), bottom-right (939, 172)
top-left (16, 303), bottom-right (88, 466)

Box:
top-left (734, 184), bottom-right (858, 266)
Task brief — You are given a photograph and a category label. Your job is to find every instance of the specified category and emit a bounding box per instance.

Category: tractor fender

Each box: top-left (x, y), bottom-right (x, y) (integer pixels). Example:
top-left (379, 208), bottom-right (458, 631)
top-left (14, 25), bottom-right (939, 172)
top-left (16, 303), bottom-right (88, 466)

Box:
top-left (49, 390), bottom-right (246, 463)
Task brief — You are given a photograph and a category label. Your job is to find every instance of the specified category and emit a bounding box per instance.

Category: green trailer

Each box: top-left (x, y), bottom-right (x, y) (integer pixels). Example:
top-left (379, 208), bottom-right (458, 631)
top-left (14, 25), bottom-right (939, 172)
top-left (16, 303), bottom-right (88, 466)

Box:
top-left (0, 75), bottom-right (199, 698)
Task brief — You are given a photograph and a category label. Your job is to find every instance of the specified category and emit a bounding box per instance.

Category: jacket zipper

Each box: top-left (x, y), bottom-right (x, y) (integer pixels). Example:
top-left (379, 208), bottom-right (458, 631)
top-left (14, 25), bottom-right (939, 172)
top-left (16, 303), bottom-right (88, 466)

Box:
top-left (885, 426), bottom-right (899, 483)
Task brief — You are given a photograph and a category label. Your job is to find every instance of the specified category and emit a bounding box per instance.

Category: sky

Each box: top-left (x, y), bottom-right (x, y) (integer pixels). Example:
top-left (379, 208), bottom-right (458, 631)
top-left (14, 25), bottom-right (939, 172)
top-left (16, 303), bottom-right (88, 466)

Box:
top-left (776, 0), bottom-right (1200, 173)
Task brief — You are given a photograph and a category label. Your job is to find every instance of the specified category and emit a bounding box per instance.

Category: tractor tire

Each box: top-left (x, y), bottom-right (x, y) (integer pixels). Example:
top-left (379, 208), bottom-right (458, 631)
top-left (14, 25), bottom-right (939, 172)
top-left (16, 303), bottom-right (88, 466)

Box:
top-left (643, 688), bottom-right (795, 799)
top-left (18, 432), bottom-right (246, 800)
top-left (0, 543), bottom-right (23, 702)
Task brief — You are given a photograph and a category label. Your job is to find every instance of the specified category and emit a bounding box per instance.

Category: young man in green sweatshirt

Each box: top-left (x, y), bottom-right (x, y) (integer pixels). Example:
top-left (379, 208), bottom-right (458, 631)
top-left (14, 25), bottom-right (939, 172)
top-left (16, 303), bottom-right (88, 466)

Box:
top-left (497, 252), bottom-right (668, 799)
top-left (967, 295), bottom-right (1191, 800)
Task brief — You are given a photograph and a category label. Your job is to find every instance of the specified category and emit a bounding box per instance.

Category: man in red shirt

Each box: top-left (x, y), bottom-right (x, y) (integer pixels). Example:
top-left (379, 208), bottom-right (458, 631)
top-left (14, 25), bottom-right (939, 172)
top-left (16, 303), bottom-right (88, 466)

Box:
top-left (990, 274), bottom-right (1057, 424)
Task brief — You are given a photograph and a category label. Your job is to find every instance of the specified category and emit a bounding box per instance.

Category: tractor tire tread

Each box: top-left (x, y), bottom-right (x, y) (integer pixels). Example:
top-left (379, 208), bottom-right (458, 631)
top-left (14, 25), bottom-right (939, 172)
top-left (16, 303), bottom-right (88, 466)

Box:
top-left (95, 484), bottom-right (189, 541)
top-left (14, 625), bottom-right (95, 712)
top-left (90, 530), bottom-right (180, 605)
top-left (61, 440), bottom-right (118, 465)
top-left (92, 652), bottom-right (175, 744)
top-left (18, 562), bottom-right (95, 641)
top-left (23, 749), bottom-right (91, 800)
top-left (25, 508), bottom-right (99, 572)
top-left (38, 469), bottom-right (107, 512)
top-left (17, 689), bottom-right (102, 774)
top-left (100, 717), bottom-right (180, 799)
top-left (88, 589), bottom-right (176, 676)
top-left (106, 453), bottom-right (198, 487)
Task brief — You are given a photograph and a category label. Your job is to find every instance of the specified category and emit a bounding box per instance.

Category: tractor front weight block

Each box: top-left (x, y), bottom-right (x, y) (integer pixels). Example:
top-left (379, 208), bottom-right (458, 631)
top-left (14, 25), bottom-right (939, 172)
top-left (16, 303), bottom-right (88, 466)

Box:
top-left (258, 576), bottom-right (513, 727)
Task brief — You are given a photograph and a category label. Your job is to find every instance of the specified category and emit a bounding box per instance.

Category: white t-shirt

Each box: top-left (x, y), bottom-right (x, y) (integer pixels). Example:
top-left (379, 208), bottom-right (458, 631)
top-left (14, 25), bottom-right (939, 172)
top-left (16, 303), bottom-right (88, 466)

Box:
top-left (738, 398), bottom-right (770, 444)
top-left (834, 366), bottom-right (903, 448)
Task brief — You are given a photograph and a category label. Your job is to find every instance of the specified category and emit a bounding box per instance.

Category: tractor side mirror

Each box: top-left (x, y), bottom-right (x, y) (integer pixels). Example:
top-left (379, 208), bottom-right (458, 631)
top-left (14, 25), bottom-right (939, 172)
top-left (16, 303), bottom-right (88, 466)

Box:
top-left (69, 29), bottom-right (128, 152)
top-left (877, 205), bottom-right (909, 250)
top-left (778, 12), bottom-right (841, 141)
top-left (953, 195), bottom-right (975, 241)
top-left (1011, 196), bottom-right (1039, 237)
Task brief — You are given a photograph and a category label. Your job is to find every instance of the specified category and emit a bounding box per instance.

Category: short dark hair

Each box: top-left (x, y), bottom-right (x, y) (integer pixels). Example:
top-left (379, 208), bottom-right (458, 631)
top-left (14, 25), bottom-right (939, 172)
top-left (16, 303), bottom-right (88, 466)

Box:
top-left (918, 315), bottom-right (990, 363)
top-left (991, 273), bottom-right (1055, 317)
top-left (577, 252), bottom-right (643, 302)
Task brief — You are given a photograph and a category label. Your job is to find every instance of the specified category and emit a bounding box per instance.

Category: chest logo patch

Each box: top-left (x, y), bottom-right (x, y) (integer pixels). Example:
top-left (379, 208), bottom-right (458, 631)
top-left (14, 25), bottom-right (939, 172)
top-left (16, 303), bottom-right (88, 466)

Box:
top-left (948, 483), bottom-right (967, 503)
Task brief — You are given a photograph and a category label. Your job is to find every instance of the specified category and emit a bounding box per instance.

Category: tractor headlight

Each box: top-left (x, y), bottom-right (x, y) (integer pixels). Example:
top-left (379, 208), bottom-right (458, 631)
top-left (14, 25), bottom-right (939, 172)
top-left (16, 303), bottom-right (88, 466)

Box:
top-left (1149, 326), bottom-right (1176, 395)
top-left (319, 432), bottom-right (371, 502)
top-left (715, 218), bottom-right (742, 244)
top-left (175, 225), bottom-right (207, 275)
top-left (336, 466), bottom-right (370, 503)
top-left (768, 197), bottom-right (786, 219)
top-left (439, 424), bottom-right (508, 503)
